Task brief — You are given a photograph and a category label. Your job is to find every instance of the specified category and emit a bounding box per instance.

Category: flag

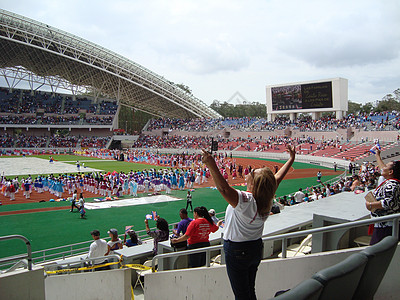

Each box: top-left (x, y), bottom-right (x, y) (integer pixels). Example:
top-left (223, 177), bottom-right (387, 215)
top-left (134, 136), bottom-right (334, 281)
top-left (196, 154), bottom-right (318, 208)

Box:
top-left (369, 143), bottom-right (381, 154)
top-left (125, 225), bottom-right (133, 232)
top-left (151, 211), bottom-right (158, 220)
top-left (369, 146), bottom-right (376, 154)
top-left (145, 214), bottom-right (152, 220)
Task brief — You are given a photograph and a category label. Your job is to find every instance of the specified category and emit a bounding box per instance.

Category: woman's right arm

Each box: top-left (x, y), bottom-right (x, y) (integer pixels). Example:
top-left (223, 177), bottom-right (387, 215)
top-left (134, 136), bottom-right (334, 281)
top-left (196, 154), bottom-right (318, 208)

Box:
top-left (201, 149), bottom-right (238, 207)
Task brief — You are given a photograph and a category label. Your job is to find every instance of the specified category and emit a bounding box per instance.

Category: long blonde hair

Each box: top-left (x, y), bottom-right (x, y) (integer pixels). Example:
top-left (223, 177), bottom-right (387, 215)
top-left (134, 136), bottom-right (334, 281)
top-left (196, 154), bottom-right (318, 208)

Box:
top-left (252, 167), bottom-right (277, 217)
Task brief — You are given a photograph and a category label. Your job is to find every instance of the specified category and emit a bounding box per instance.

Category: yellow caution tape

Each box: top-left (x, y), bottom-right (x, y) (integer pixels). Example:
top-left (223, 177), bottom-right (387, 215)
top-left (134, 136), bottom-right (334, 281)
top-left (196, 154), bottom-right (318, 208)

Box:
top-left (123, 263), bottom-right (153, 271)
top-left (45, 261), bottom-right (120, 275)
top-left (45, 260), bottom-right (156, 275)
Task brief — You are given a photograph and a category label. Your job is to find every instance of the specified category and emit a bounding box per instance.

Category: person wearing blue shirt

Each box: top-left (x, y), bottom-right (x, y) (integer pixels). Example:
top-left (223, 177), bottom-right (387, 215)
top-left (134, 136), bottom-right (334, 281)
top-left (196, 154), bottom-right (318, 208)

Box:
top-left (173, 208), bottom-right (193, 236)
top-left (124, 230), bottom-right (142, 247)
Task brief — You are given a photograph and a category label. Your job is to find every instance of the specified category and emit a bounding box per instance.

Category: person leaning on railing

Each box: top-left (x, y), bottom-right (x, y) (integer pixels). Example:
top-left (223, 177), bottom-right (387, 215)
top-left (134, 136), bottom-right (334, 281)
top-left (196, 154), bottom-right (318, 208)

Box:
top-left (201, 145), bottom-right (295, 300)
top-left (366, 148), bottom-right (400, 245)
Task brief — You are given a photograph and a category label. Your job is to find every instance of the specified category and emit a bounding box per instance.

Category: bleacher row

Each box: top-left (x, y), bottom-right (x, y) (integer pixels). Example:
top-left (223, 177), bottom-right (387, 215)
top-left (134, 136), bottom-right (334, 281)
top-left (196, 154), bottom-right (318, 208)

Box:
top-left (0, 134), bottom-right (111, 149)
top-left (147, 113), bottom-right (400, 132)
top-left (132, 134), bottom-right (396, 161)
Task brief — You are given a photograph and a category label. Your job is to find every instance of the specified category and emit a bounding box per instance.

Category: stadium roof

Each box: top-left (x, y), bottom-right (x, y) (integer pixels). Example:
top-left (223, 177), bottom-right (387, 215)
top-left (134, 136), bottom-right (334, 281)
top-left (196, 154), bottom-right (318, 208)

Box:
top-left (0, 9), bottom-right (221, 119)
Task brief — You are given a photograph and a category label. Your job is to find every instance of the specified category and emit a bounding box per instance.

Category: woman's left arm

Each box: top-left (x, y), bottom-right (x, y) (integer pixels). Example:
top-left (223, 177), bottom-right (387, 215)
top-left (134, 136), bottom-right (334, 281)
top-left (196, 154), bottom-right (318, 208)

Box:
top-left (275, 145), bottom-right (296, 185)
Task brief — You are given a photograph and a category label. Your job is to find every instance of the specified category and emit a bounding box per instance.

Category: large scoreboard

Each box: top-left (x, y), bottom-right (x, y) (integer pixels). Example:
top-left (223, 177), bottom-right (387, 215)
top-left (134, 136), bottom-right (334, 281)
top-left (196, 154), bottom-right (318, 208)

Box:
top-left (266, 78), bottom-right (348, 117)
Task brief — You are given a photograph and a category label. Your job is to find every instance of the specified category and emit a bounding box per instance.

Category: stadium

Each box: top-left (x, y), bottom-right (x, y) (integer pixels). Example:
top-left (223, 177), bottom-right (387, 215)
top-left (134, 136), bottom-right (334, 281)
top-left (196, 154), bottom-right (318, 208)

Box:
top-left (1, 8), bottom-right (400, 300)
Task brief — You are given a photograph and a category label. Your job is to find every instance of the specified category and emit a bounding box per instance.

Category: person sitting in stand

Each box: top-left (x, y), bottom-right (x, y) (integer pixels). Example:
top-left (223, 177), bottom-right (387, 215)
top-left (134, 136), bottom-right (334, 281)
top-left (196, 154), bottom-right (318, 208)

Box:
top-left (171, 208), bottom-right (193, 249)
top-left (124, 230), bottom-right (142, 247)
top-left (173, 208), bottom-right (193, 236)
top-left (171, 206), bottom-right (219, 268)
top-left (208, 208), bottom-right (219, 224)
top-left (87, 230), bottom-right (109, 270)
top-left (106, 228), bottom-right (123, 254)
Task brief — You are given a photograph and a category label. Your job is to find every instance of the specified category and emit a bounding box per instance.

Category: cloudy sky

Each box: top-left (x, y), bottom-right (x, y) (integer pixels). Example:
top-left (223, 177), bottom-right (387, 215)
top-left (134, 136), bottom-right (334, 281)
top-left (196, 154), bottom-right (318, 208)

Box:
top-left (1, 0), bottom-right (400, 106)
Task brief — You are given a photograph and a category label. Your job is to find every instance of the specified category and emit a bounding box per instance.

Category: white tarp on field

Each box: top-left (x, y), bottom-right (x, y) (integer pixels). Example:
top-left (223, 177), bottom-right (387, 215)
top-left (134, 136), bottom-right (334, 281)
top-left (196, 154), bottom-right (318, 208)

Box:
top-left (0, 157), bottom-right (101, 176)
top-left (84, 195), bottom-right (182, 210)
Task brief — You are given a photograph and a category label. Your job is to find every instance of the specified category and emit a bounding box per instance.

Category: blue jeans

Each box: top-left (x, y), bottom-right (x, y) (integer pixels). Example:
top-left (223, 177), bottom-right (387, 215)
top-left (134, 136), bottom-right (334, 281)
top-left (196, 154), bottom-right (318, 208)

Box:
top-left (224, 239), bottom-right (263, 300)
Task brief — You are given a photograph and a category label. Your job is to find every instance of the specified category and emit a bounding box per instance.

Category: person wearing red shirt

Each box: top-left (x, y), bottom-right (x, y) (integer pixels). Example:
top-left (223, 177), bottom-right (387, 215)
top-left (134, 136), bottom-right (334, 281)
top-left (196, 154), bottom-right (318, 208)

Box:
top-left (171, 206), bottom-right (219, 267)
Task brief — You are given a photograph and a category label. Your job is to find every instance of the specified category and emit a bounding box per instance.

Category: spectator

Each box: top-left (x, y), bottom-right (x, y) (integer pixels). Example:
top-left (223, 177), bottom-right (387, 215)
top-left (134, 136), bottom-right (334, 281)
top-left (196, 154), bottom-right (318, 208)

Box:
top-left (171, 206), bottom-right (218, 268)
top-left (172, 208), bottom-right (193, 236)
top-left (366, 149), bottom-right (400, 244)
top-left (294, 188), bottom-right (305, 203)
top-left (145, 217), bottom-right (169, 255)
top-left (201, 145), bottom-right (295, 299)
top-left (107, 228), bottom-right (123, 254)
top-left (124, 230), bottom-right (142, 247)
top-left (88, 230), bottom-right (108, 264)
top-left (350, 175), bottom-right (362, 191)
top-left (208, 208), bottom-right (219, 224)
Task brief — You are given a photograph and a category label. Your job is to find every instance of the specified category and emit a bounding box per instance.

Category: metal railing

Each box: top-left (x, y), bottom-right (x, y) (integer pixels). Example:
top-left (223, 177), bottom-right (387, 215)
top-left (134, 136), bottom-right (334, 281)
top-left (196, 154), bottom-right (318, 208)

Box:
top-left (27, 223), bottom-right (176, 266)
top-left (43, 254), bottom-right (122, 275)
top-left (0, 235), bottom-right (32, 272)
top-left (152, 212), bottom-right (400, 271)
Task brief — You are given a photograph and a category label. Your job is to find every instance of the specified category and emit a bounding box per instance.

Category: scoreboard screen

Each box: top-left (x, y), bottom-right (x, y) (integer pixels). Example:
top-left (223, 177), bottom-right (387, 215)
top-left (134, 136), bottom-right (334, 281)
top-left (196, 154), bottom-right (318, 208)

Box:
top-left (272, 81), bottom-right (333, 111)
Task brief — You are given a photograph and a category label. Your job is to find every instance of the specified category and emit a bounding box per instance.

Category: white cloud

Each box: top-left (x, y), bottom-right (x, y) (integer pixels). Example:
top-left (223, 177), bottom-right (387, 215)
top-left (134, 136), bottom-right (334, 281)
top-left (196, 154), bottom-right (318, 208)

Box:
top-left (0, 0), bottom-right (399, 105)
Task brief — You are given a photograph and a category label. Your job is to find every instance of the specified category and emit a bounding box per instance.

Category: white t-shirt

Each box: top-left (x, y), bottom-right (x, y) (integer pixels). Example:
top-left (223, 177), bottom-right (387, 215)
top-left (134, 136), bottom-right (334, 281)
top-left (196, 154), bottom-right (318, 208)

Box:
top-left (88, 239), bottom-right (108, 263)
top-left (223, 190), bottom-right (268, 242)
top-left (294, 190), bottom-right (305, 203)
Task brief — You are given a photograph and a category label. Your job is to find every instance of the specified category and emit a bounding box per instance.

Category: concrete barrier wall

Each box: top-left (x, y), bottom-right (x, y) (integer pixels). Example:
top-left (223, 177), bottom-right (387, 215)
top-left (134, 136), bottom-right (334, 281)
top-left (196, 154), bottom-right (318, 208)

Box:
top-left (144, 244), bottom-right (400, 300)
top-left (0, 266), bottom-right (45, 300)
top-left (45, 268), bottom-right (131, 300)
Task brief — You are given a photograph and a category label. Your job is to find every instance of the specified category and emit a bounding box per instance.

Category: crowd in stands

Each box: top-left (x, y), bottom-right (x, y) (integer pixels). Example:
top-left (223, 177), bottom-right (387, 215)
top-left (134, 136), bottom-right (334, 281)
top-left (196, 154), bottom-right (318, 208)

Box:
top-left (19, 91), bottom-right (63, 114)
top-left (147, 112), bottom-right (400, 133)
top-left (14, 134), bottom-right (48, 148)
top-left (0, 134), bottom-right (111, 149)
top-left (276, 161), bottom-right (380, 209)
top-left (132, 135), bottom-right (211, 149)
top-left (131, 133), bottom-right (373, 155)
top-left (80, 136), bottom-right (111, 148)
top-left (0, 87), bottom-right (118, 125)
top-left (0, 115), bottom-right (113, 125)
top-left (48, 136), bottom-right (79, 148)
top-left (0, 133), bottom-right (13, 148)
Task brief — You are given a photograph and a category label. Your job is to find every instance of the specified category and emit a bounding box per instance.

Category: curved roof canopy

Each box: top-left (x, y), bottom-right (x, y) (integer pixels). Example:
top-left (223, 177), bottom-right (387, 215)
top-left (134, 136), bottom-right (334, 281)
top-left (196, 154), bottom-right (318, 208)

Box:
top-left (0, 9), bottom-right (221, 119)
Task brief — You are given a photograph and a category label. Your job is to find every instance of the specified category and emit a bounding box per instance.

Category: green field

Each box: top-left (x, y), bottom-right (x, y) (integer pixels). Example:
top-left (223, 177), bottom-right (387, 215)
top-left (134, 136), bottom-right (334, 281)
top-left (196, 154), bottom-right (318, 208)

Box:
top-left (0, 154), bottom-right (339, 261)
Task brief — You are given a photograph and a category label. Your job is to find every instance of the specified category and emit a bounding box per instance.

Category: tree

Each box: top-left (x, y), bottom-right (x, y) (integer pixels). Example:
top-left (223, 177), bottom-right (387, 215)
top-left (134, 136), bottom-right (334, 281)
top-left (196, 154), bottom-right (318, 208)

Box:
top-left (393, 88), bottom-right (400, 101)
top-left (360, 102), bottom-right (374, 114)
top-left (210, 100), bottom-right (266, 117)
top-left (375, 98), bottom-right (400, 112)
top-left (347, 101), bottom-right (362, 115)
